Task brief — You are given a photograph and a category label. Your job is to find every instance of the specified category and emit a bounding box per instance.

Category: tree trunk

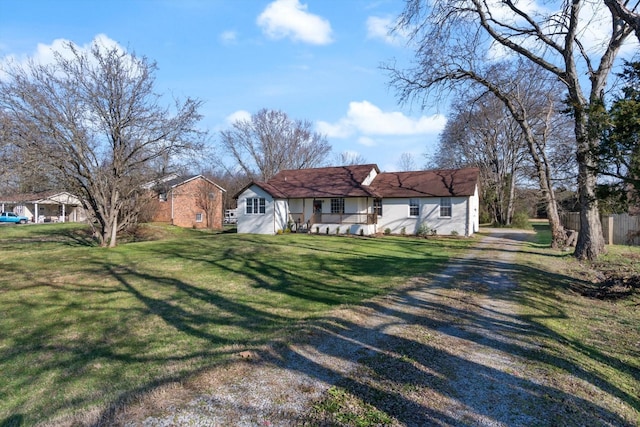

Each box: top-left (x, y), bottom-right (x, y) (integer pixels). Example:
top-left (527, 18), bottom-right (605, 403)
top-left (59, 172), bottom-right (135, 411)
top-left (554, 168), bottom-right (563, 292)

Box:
top-left (546, 192), bottom-right (565, 249)
top-left (506, 171), bottom-right (516, 225)
top-left (574, 131), bottom-right (606, 259)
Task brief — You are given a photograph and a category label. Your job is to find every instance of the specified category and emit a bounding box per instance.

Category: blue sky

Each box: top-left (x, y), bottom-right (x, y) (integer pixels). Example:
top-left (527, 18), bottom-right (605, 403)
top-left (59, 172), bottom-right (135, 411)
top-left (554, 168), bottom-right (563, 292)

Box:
top-left (0, 0), bottom-right (446, 172)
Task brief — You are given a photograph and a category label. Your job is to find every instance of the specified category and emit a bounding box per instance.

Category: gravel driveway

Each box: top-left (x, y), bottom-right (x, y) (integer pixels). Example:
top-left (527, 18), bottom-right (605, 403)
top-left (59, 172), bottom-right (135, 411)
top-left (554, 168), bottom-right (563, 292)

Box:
top-left (119, 230), bottom-right (633, 426)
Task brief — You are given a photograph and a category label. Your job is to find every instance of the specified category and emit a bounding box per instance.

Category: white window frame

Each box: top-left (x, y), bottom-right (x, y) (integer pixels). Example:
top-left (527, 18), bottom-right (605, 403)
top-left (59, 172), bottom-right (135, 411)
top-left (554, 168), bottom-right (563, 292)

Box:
top-left (245, 197), bottom-right (266, 215)
top-left (195, 212), bottom-right (203, 222)
top-left (409, 199), bottom-right (419, 217)
top-left (440, 197), bottom-right (452, 218)
top-left (373, 198), bottom-right (382, 216)
top-left (330, 198), bottom-right (344, 214)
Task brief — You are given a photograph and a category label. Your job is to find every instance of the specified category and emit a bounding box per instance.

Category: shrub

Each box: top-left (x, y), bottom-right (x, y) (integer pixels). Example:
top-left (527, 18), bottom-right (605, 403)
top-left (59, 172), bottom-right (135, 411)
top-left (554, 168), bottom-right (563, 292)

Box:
top-left (316, 226), bottom-right (320, 234)
top-left (384, 228), bottom-right (391, 235)
top-left (417, 223), bottom-right (429, 237)
top-left (400, 226), bottom-right (406, 236)
top-left (276, 229), bottom-right (283, 235)
top-left (511, 211), bottom-right (532, 229)
top-left (336, 227), bottom-right (340, 235)
top-left (451, 230), bottom-right (459, 236)
top-left (326, 227), bottom-right (330, 234)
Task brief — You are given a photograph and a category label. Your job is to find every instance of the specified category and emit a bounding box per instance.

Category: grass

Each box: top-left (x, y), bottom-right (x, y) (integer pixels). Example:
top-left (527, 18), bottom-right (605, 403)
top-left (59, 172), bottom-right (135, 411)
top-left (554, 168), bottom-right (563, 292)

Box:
top-left (515, 223), bottom-right (640, 423)
top-left (0, 223), bottom-right (473, 426)
top-left (311, 386), bottom-right (394, 426)
top-left (304, 222), bottom-right (640, 426)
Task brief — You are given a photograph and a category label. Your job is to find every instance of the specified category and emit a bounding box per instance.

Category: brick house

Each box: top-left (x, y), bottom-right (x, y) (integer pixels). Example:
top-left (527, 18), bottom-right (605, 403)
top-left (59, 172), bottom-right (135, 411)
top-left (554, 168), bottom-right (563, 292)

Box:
top-left (148, 175), bottom-right (226, 229)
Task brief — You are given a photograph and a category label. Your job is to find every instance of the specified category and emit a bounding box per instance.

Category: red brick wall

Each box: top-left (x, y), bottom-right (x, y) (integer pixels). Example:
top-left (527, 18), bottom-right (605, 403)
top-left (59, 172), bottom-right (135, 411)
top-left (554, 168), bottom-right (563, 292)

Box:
top-left (150, 177), bottom-right (224, 229)
top-left (150, 195), bottom-right (172, 223)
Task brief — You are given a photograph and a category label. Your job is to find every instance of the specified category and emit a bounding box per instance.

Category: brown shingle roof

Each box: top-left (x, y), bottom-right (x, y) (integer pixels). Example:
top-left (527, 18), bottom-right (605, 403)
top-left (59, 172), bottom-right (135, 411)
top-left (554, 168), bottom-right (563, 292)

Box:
top-left (370, 168), bottom-right (479, 198)
top-left (233, 165), bottom-right (479, 199)
top-left (0, 190), bottom-right (65, 203)
top-left (246, 164), bottom-right (380, 199)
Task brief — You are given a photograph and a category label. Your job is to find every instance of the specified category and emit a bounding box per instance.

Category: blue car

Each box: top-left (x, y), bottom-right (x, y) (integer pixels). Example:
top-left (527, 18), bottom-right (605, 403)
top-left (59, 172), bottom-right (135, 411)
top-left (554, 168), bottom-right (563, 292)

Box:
top-left (0, 212), bottom-right (29, 224)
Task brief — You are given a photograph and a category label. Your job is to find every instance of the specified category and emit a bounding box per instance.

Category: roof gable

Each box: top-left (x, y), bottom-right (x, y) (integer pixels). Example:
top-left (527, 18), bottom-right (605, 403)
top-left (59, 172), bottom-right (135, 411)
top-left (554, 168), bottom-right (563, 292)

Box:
top-left (148, 174), bottom-right (226, 193)
top-left (171, 175), bottom-right (226, 192)
top-left (0, 191), bottom-right (82, 204)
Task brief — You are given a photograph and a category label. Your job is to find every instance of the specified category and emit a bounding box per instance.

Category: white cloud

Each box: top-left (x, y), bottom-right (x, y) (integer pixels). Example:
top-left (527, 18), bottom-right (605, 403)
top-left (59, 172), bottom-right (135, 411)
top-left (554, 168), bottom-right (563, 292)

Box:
top-left (0, 34), bottom-right (124, 80)
top-left (257, 0), bottom-right (333, 45)
top-left (225, 110), bottom-right (251, 124)
top-left (317, 100), bottom-right (446, 139)
top-left (357, 136), bottom-right (376, 147)
top-left (219, 30), bottom-right (238, 45)
top-left (366, 16), bottom-right (406, 46)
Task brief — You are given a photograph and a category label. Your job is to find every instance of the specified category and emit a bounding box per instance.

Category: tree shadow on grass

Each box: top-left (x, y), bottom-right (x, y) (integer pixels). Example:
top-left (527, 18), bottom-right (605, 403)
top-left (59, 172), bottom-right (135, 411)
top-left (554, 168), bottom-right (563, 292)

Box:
top-left (102, 233), bottom-right (637, 425)
top-left (6, 231), bottom-right (636, 425)
top-left (272, 254), bottom-right (638, 426)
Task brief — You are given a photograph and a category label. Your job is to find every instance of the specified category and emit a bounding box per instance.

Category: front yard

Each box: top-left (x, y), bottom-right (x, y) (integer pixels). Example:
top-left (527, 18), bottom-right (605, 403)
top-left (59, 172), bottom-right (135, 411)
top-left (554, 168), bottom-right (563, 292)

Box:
top-left (0, 223), bottom-right (473, 426)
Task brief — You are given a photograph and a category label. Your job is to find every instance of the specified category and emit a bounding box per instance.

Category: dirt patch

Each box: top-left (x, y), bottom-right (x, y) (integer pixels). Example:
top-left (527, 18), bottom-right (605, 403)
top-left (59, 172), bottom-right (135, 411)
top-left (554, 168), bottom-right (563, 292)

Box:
top-left (572, 273), bottom-right (640, 300)
top-left (566, 250), bottom-right (640, 300)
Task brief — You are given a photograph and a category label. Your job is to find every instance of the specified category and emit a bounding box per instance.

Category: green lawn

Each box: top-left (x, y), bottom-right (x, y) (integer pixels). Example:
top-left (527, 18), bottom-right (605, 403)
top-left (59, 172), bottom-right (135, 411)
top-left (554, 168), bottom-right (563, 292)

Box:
top-left (516, 223), bottom-right (640, 424)
top-left (0, 223), bottom-right (473, 426)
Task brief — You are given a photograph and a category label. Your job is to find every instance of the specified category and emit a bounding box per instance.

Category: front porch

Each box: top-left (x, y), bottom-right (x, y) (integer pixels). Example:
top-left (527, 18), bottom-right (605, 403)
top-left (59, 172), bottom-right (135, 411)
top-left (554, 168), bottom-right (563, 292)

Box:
top-left (287, 212), bottom-right (378, 234)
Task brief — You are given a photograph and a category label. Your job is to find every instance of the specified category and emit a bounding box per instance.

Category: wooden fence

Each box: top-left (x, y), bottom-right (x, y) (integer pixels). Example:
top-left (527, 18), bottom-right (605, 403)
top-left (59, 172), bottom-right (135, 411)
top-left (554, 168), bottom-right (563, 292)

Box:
top-left (561, 212), bottom-right (640, 246)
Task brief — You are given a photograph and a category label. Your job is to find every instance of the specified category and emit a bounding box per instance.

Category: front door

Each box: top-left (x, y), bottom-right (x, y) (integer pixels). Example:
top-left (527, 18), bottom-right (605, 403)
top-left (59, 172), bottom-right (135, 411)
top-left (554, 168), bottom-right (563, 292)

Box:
top-left (312, 200), bottom-right (322, 222)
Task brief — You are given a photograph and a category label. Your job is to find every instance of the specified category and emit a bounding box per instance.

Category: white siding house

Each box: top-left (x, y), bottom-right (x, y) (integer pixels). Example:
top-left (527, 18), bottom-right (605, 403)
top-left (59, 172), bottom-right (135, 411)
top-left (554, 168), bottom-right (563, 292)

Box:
top-left (234, 165), bottom-right (480, 237)
top-left (0, 191), bottom-right (87, 223)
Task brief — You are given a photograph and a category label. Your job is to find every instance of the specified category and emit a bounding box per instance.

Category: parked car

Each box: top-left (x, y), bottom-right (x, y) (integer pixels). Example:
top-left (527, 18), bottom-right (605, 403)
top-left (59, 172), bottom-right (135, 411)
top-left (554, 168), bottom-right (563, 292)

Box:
top-left (224, 209), bottom-right (237, 224)
top-left (0, 212), bottom-right (29, 224)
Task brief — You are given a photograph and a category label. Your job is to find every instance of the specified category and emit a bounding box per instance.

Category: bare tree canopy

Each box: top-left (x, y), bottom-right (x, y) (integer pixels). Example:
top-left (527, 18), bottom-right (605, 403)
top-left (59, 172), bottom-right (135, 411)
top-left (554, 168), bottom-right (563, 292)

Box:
top-left (605, 0), bottom-right (640, 41)
top-left (334, 151), bottom-right (368, 166)
top-left (0, 40), bottom-right (205, 247)
top-left (396, 152), bottom-right (417, 171)
top-left (387, 0), bottom-right (634, 259)
top-left (219, 108), bottom-right (331, 181)
top-left (436, 91), bottom-right (528, 226)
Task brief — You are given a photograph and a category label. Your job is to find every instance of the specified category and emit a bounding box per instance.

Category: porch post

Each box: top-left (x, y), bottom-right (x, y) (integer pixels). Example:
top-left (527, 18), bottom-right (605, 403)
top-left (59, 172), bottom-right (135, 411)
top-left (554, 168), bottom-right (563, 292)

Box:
top-left (35, 203), bottom-right (39, 223)
top-left (61, 204), bottom-right (66, 222)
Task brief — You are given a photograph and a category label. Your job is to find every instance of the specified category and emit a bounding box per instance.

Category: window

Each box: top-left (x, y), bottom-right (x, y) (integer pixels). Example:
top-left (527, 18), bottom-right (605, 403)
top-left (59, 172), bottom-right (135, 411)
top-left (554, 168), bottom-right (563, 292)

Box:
top-left (440, 197), bottom-right (452, 217)
top-left (245, 197), bottom-right (266, 214)
top-left (195, 213), bottom-right (203, 222)
top-left (373, 198), bottom-right (382, 216)
top-left (409, 199), bottom-right (419, 216)
top-left (159, 192), bottom-right (167, 202)
top-left (330, 198), bottom-right (344, 214)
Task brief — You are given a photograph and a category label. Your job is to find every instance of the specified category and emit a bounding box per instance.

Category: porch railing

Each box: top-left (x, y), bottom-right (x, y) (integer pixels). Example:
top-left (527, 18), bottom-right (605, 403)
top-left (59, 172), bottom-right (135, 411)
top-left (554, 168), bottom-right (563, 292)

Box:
top-left (289, 212), bottom-right (377, 226)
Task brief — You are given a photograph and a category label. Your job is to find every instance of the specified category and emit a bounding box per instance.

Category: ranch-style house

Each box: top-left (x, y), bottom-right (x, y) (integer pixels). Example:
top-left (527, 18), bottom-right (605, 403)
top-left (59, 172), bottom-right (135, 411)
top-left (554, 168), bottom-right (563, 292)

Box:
top-left (234, 164), bottom-right (480, 236)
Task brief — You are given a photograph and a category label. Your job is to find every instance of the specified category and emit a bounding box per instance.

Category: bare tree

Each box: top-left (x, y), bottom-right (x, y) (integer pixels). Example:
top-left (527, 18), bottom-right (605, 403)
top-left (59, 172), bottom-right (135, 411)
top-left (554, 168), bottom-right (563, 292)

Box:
top-left (396, 152), bottom-right (417, 171)
top-left (193, 178), bottom-right (223, 229)
top-left (605, 0), bottom-right (640, 41)
top-left (333, 151), bottom-right (368, 166)
top-left (387, 1), bottom-right (633, 259)
top-left (0, 41), bottom-right (204, 247)
top-left (436, 91), bottom-right (528, 226)
top-left (219, 109), bottom-right (331, 181)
